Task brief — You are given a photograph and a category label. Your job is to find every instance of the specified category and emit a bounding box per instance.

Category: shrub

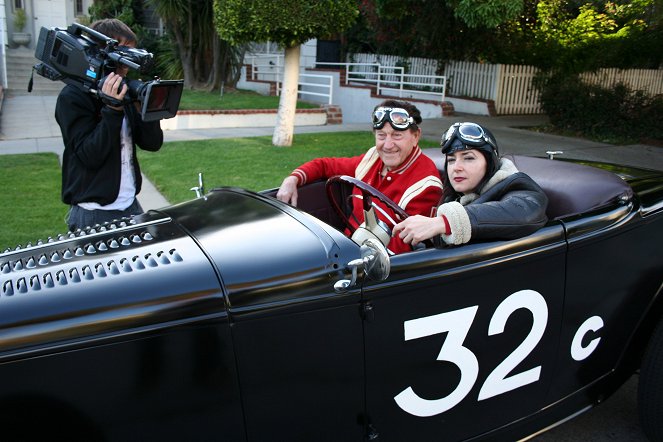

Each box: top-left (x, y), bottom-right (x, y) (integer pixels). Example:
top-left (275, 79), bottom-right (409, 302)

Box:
top-left (536, 72), bottom-right (663, 144)
top-left (14, 8), bottom-right (27, 32)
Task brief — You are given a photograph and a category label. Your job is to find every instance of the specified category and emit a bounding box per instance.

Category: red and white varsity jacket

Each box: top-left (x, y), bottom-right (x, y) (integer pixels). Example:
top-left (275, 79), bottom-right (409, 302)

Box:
top-left (291, 145), bottom-right (443, 254)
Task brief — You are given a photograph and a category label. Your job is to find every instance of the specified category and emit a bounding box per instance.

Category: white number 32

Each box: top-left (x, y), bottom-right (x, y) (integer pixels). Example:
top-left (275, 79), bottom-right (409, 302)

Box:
top-left (394, 290), bottom-right (548, 417)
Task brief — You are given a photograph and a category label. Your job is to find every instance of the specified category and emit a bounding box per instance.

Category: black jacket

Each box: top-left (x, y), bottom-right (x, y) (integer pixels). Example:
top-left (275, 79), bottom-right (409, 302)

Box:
top-left (464, 172), bottom-right (549, 241)
top-left (438, 158), bottom-right (549, 244)
top-left (55, 84), bottom-right (163, 206)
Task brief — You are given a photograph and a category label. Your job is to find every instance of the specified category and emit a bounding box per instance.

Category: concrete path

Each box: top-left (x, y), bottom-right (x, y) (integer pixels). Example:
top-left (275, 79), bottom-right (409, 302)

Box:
top-left (1, 93), bottom-right (661, 213)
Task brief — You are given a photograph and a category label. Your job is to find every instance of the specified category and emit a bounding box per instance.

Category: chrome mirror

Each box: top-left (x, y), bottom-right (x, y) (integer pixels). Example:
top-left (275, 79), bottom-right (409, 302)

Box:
top-left (334, 238), bottom-right (390, 292)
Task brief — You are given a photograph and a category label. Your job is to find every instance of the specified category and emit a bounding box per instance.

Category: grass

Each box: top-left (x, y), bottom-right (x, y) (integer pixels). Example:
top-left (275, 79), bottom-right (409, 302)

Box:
top-left (178, 88), bottom-right (319, 110)
top-left (1, 133), bottom-right (439, 250)
top-left (0, 154), bottom-right (69, 251)
top-left (138, 132), bottom-right (440, 203)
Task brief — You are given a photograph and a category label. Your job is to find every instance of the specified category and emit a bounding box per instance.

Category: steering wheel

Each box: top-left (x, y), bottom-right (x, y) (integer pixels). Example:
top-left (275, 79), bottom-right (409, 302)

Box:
top-left (325, 175), bottom-right (409, 249)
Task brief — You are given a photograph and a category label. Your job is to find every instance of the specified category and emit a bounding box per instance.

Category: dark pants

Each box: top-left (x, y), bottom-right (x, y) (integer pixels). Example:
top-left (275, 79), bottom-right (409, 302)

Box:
top-left (67, 199), bottom-right (143, 232)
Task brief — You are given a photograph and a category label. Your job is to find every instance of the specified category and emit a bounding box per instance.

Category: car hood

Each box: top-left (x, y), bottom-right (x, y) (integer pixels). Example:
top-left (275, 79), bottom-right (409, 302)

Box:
top-left (158, 187), bottom-right (359, 312)
top-left (0, 188), bottom-right (358, 356)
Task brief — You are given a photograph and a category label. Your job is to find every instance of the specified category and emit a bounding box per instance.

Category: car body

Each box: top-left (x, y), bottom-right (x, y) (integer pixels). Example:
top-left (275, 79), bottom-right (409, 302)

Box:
top-left (1, 152), bottom-right (663, 441)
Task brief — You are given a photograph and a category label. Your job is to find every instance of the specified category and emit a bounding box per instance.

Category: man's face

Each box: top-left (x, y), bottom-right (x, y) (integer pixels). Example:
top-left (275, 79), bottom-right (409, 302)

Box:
top-left (374, 124), bottom-right (420, 170)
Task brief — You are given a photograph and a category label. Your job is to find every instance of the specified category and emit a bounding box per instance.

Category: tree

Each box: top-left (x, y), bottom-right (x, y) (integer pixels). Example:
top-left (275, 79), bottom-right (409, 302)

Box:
top-left (89, 0), bottom-right (140, 31)
top-left (345, 0), bottom-right (662, 68)
top-left (531, 0), bottom-right (663, 71)
top-left (149, 0), bottom-right (245, 90)
top-left (344, 0), bottom-right (527, 63)
top-left (214, 0), bottom-right (358, 146)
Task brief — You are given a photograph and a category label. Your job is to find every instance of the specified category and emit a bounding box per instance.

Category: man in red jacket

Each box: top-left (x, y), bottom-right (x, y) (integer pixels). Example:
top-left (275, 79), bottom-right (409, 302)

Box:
top-left (276, 100), bottom-right (443, 254)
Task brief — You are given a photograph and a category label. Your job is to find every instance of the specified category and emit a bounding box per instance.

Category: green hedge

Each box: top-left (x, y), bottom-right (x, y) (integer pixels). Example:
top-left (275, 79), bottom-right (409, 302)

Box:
top-left (537, 73), bottom-right (663, 144)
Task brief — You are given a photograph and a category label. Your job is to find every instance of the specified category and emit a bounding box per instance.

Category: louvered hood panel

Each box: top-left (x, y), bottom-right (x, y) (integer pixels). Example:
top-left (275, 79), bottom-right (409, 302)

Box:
top-left (0, 212), bottom-right (225, 356)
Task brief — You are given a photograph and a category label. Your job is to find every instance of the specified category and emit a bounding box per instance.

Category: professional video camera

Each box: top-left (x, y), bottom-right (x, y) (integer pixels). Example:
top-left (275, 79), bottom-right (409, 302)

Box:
top-left (32, 22), bottom-right (183, 122)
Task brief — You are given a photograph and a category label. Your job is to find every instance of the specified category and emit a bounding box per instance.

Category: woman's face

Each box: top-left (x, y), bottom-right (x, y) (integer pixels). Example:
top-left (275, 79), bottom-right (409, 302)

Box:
top-left (446, 149), bottom-right (488, 194)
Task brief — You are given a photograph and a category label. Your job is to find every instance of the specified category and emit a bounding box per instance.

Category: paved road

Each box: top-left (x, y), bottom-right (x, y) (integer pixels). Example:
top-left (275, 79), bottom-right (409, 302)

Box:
top-left (533, 375), bottom-right (648, 441)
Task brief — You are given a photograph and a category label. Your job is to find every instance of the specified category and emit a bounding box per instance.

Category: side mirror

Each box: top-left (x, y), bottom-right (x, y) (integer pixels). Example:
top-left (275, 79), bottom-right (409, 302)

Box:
top-left (334, 238), bottom-right (390, 292)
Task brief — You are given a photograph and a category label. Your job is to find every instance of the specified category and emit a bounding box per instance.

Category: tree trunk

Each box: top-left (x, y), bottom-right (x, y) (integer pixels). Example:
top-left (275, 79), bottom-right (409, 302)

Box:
top-left (272, 45), bottom-right (301, 147)
top-left (171, 25), bottom-right (195, 88)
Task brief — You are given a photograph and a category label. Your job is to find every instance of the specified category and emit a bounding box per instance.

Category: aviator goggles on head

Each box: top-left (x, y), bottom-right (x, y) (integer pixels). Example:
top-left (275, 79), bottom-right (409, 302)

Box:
top-left (372, 107), bottom-right (416, 131)
top-left (441, 122), bottom-right (498, 154)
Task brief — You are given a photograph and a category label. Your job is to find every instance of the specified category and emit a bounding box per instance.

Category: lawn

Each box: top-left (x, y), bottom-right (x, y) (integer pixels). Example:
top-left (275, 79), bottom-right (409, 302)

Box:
top-left (0, 153), bottom-right (69, 252)
top-left (178, 88), bottom-right (319, 110)
top-left (1, 133), bottom-right (439, 250)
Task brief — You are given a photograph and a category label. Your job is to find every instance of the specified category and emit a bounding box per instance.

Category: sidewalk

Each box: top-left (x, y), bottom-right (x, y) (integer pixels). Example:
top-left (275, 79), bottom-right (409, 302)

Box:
top-left (1, 93), bottom-right (661, 211)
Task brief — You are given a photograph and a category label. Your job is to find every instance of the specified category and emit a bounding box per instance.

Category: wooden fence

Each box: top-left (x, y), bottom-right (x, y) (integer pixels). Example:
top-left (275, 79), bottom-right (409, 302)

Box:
top-left (348, 53), bottom-right (663, 115)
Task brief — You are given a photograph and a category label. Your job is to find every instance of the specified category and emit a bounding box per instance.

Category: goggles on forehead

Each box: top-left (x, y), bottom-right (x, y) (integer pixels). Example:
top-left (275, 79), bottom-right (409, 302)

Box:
top-left (441, 122), bottom-right (498, 154)
top-left (372, 107), bottom-right (416, 130)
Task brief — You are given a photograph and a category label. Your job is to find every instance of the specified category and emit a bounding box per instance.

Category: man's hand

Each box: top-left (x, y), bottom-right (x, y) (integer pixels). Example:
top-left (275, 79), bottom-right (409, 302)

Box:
top-left (276, 176), bottom-right (299, 206)
top-left (99, 72), bottom-right (128, 111)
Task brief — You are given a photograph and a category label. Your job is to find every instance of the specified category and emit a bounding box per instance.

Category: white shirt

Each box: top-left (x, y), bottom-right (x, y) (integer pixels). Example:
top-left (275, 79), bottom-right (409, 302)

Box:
top-left (78, 116), bottom-right (136, 211)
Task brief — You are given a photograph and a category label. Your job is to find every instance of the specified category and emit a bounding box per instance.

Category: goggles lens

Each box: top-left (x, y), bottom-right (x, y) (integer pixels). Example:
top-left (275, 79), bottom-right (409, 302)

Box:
top-left (441, 122), bottom-right (497, 153)
top-left (372, 107), bottom-right (415, 130)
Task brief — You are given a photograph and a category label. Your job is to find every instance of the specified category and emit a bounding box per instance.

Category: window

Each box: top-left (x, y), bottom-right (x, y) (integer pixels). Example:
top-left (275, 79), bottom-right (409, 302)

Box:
top-left (75, 0), bottom-right (84, 15)
top-left (14, 0), bottom-right (24, 9)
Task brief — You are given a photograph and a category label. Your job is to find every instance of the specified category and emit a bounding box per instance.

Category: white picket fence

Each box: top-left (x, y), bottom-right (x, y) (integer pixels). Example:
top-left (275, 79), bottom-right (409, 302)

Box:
top-left (349, 53), bottom-right (663, 115)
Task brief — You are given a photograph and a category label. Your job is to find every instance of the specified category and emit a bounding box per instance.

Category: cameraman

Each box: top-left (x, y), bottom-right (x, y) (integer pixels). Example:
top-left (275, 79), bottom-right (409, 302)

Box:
top-left (55, 18), bottom-right (163, 232)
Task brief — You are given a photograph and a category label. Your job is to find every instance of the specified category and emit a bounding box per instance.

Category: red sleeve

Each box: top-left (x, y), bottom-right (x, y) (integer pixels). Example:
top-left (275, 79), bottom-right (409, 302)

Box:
top-left (291, 154), bottom-right (365, 186)
top-left (441, 215), bottom-right (451, 235)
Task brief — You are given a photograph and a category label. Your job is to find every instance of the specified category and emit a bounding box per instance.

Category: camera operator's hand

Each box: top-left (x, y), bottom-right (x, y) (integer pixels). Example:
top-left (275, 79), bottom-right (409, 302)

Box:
top-left (99, 72), bottom-right (128, 111)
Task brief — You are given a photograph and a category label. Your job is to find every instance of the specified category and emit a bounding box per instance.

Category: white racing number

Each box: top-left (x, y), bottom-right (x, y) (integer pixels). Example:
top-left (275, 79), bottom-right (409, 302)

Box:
top-left (395, 290), bottom-right (548, 417)
top-left (570, 316), bottom-right (604, 361)
top-left (394, 306), bottom-right (480, 417)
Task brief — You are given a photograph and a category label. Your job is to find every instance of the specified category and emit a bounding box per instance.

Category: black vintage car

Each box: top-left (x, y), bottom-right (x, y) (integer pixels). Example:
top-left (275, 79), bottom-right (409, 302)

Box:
top-left (1, 152), bottom-right (662, 441)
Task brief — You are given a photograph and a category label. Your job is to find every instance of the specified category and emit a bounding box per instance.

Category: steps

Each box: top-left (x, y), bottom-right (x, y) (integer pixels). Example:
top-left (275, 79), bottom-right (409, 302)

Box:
top-left (6, 48), bottom-right (64, 96)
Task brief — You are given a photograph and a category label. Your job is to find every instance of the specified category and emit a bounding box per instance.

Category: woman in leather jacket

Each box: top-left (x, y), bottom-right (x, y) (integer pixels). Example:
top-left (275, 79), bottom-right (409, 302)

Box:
top-left (393, 122), bottom-right (548, 246)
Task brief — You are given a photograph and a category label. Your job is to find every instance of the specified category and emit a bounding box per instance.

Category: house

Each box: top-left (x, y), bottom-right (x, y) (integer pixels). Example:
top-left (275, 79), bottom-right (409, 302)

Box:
top-left (4, 0), bottom-right (94, 50)
top-left (1, 0), bottom-right (94, 93)
top-left (0, 0), bottom-right (165, 95)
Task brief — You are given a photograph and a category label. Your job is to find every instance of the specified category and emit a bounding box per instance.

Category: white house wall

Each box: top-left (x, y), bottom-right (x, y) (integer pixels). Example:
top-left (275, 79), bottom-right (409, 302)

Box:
top-left (1, 0), bottom-right (7, 89)
top-left (6, 0), bottom-right (93, 48)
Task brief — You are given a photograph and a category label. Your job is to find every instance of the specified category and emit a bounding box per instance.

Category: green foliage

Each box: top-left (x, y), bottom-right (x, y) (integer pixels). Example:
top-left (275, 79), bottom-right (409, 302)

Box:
top-left (530, 0), bottom-right (662, 71)
top-left (150, 0), bottom-right (245, 90)
top-left (344, 0), bottom-right (662, 67)
top-left (13, 8), bottom-right (27, 31)
top-left (87, 0), bottom-right (178, 82)
top-left (88, 0), bottom-right (137, 27)
top-left (455, 0), bottom-right (524, 28)
top-left (150, 33), bottom-right (184, 80)
top-left (214, 0), bottom-right (358, 47)
top-left (537, 72), bottom-right (663, 143)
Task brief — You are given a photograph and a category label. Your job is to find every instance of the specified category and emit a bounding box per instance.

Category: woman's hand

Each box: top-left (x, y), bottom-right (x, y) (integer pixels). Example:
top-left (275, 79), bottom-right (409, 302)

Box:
top-left (276, 176), bottom-right (299, 206)
top-left (393, 215), bottom-right (446, 246)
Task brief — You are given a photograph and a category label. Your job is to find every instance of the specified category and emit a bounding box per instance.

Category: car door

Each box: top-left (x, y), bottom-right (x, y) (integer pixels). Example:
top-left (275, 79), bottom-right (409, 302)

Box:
top-left (548, 204), bottom-right (663, 400)
top-left (362, 223), bottom-right (567, 441)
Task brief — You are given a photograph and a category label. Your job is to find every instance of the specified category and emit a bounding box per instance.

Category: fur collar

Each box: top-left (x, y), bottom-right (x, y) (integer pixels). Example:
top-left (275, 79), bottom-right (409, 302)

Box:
top-left (459, 158), bottom-right (518, 205)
